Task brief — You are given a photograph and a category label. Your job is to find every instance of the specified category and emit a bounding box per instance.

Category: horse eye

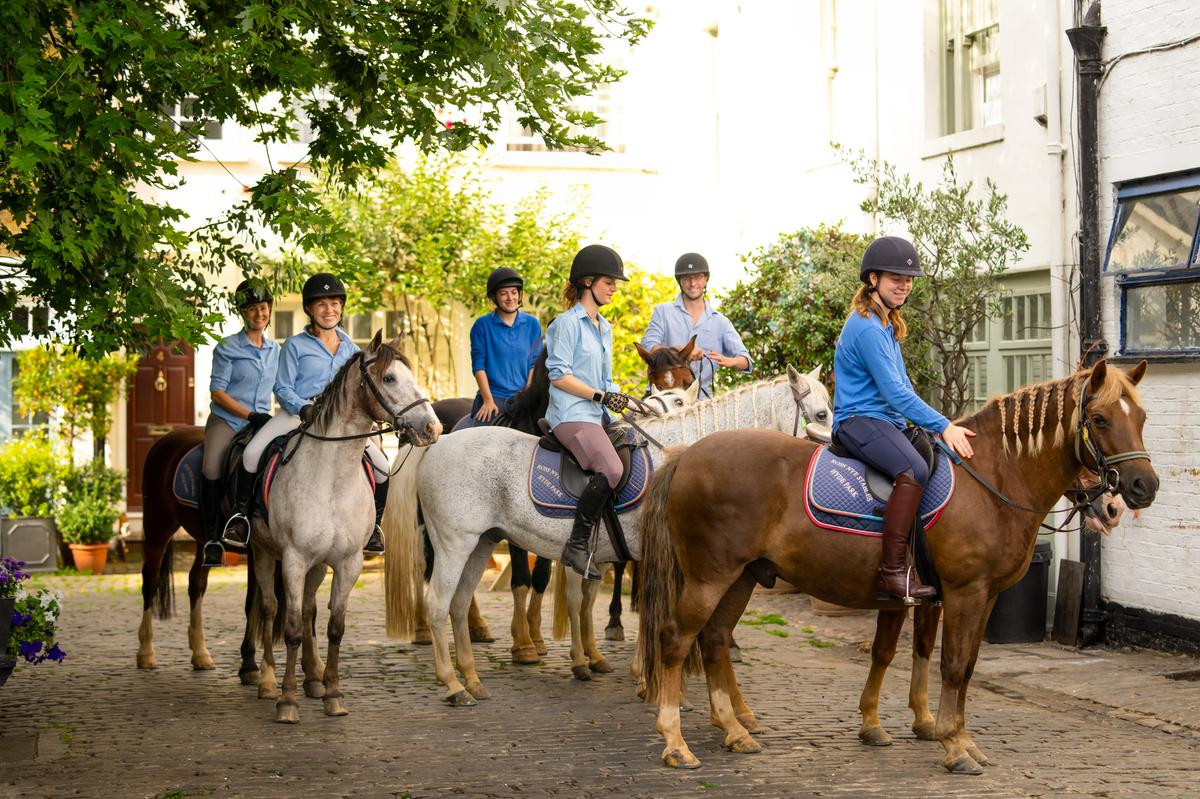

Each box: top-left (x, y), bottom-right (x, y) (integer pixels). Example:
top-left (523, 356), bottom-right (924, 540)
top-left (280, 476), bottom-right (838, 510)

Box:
top-left (816, 410), bottom-right (828, 422)
top-left (1091, 414), bottom-right (1107, 428)
top-left (383, 374), bottom-right (396, 384)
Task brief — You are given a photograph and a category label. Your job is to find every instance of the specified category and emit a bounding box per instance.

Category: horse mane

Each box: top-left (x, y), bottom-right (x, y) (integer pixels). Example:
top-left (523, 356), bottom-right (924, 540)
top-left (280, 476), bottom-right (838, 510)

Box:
top-left (495, 347), bottom-right (550, 435)
top-left (309, 340), bottom-right (412, 431)
top-left (961, 363), bottom-right (1143, 457)
top-left (643, 373), bottom-right (824, 433)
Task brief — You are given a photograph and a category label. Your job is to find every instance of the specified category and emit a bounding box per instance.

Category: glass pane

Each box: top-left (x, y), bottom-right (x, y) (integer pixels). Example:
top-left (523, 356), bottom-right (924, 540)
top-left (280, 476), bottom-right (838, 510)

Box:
top-left (274, 310), bottom-right (293, 340)
top-left (1124, 281), bottom-right (1200, 351)
top-left (1001, 297), bottom-right (1013, 340)
top-left (13, 307), bottom-right (28, 335)
top-left (32, 307), bottom-right (49, 337)
top-left (386, 310), bottom-right (410, 339)
top-left (1108, 188), bottom-right (1200, 270)
top-left (349, 313), bottom-right (373, 341)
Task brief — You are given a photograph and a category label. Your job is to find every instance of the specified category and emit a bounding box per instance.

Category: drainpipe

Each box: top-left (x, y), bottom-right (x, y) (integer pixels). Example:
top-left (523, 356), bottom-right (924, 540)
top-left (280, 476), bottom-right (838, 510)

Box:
top-left (1066, 1), bottom-right (1107, 647)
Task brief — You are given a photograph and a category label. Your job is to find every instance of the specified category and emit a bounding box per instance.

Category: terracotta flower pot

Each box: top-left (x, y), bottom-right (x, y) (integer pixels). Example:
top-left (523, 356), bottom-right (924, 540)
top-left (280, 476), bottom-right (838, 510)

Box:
top-left (69, 543), bottom-right (109, 575)
top-left (222, 551), bottom-right (241, 567)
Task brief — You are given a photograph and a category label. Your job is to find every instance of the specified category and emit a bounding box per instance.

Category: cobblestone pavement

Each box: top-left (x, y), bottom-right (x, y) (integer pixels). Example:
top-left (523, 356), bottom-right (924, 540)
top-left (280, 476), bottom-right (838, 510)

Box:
top-left (3, 565), bottom-right (1200, 799)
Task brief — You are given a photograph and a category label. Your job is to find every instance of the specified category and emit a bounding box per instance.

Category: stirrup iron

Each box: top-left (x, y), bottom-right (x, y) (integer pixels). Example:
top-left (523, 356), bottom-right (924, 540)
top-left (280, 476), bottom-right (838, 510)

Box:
top-left (222, 513), bottom-right (250, 546)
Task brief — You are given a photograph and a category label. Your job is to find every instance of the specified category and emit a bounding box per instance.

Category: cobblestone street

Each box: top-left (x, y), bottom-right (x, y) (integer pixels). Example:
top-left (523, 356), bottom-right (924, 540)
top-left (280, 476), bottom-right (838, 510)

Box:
top-left (3, 565), bottom-right (1200, 799)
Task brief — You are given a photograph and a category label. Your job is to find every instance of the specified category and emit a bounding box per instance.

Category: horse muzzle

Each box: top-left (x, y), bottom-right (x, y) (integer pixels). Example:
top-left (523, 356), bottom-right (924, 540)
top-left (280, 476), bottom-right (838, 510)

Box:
top-left (399, 416), bottom-right (442, 447)
top-left (1120, 470), bottom-right (1159, 510)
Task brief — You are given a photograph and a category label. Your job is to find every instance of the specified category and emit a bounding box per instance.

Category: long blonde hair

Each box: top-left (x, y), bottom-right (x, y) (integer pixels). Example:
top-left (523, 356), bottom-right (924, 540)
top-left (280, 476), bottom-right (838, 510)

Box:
top-left (849, 284), bottom-right (908, 340)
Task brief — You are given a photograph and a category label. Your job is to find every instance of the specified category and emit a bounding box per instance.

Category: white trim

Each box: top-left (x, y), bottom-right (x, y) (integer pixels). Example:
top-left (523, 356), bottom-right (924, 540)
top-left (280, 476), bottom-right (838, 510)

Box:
top-left (921, 123), bottom-right (1006, 159)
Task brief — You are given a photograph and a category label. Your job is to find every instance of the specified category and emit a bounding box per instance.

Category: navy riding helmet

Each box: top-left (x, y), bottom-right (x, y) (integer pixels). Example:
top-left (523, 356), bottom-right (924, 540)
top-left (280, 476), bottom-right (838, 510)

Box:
top-left (859, 236), bottom-right (924, 284)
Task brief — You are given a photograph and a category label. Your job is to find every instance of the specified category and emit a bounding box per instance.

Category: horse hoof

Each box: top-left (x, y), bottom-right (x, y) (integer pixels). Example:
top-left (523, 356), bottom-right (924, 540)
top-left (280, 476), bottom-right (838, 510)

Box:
top-left (736, 713), bottom-right (762, 734)
top-left (465, 682), bottom-right (491, 700)
top-left (511, 647), bottom-right (542, 665)
top-left (966, 745), bottom-right (992, 767)
top-left (413, 630), bottom-right (433, 645)
top-left (945, 754), bottom-right (984, 775)
top-left (274, 703), bottom-right (300, 724)
top-left (725, 734), bottom-right (762, 754)
top-left (859, 726), bottom-right (893, 747)
top-left (323, 696), bottom-right (348, 717)
top-left (304, 679), bottom-right (326, 699)
top-left (239, 669), bottom-right (260, 686)
top-left (663, 748), bottom-right (701, 769)
top-left (445, 690), bottom-right (476, 707)
top-left (533, 640), bottom-right (548, 656)
top-left (589, 658), bottom-right (614, 674)
top-left (191, 654), bottom-right (215, 671)
top-left (572, 665), bottom-right (592, 682)
top-left (605, 625), bottom-right (625, 642)
top-left (912, 720), bottom-right (937, 741)
top-left (258, 683), bottom-right (279, 700)
top-left (136, 653), bottom-right (156, 670)
top-left (469, 627), bottom-right (496, 644)
top-left (728, 646), bottom-right (743, 663)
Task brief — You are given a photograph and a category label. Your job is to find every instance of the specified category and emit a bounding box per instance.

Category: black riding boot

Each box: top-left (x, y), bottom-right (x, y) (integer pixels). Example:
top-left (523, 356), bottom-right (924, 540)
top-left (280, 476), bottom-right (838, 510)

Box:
top-left (561, 474), bottom-right (611, 581)
top-left (221, 465), bottom-right (257, 546)
top-left (364, 481), bottom-right (387, 555)
top-left (200, 476), bottom-right (226, 566)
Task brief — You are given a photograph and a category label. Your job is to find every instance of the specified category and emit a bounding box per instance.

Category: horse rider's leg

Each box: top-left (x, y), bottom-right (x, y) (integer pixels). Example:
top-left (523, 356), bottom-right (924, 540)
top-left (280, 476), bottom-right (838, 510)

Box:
top-left (321, 553), bottom-right (363, 717)
top-left (238, 554), bottom-right (261, 685)
top-left (468, 595), bottom-right (495, 643)
top-left (136, 525), bottom-right (171, 670)
top-left (186, 550), bottom-right (216, 670)
top-left (451, 539), bottom-right (496, 701)
top-left (364, 441), bottom-right (389, 554)
top-left (934, 586), bottom-right (993, 774)
top-left (700, 570), bottom-right (762, 751)
top-left (657, 577), bottom-right (737, 769)
top-left (301, 564), bottom-right (328, 698)
top-left (562, 569), bottom-right (590, 681)
top-left (508, 544), bottom-right (540, 664)
top-left (424, 523), bottom-right (478, 705)
top-left (200, 415), bottom-right (235, 566)
top-left (582, 575), bottom-right (613, 673)
top-left (606, 561), bottom-right (626, 641)
top-left (910, 602), bottom-right (942, 741)
top-left (274, 550), bottom-right (309, 724)
top-left (858, 608), bottom-right (906, 746)
top-left (528, 555), bottom-right (552, 656)
top-left (252, 546), bottom-right (280, 700)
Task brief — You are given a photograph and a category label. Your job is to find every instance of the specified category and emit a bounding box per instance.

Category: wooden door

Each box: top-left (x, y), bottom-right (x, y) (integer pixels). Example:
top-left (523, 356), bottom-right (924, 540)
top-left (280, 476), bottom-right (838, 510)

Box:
top-left (126, 341), bottom-right (194, 511)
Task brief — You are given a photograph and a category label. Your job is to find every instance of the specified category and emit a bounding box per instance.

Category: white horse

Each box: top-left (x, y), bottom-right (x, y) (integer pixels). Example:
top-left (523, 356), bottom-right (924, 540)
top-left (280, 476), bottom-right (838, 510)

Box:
top-left (252, 332), bottom-right (441, 723)
top-left (385, 366), bottom-right (831, 705)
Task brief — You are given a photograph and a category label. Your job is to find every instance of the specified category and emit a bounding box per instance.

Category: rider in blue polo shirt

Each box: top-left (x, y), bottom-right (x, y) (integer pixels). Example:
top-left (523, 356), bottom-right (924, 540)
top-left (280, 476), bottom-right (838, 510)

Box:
top-left (641, 253), bottom-right (752, 397)
top-left (456, 267), bottom-right (543, 430)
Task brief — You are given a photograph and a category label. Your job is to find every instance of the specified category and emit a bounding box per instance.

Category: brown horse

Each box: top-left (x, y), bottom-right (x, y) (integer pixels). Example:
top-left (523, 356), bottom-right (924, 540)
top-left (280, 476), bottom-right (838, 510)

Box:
top-left (635, 335), bottom-right (697, 392)
top-left (636, 359), bottom-right (1157, 773)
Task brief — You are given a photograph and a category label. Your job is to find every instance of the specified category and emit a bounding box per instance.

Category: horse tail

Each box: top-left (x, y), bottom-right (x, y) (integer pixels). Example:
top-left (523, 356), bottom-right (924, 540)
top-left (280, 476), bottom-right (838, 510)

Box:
top-left (140, 435), bottom-right (180, 620)
top-left (551, 560), bottom-right (569, 640)
top-left (152, 540), bottom-right (175, 619)
top-left (383, 445), bottom-right (428, 640)
top-left (635, 447), bottom-right (700, 704)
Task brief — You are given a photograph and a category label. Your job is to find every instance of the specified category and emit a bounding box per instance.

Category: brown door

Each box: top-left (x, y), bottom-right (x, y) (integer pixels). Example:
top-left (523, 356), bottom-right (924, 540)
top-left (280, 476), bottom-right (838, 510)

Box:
top-left (127, 341), bottom-right (195, 511)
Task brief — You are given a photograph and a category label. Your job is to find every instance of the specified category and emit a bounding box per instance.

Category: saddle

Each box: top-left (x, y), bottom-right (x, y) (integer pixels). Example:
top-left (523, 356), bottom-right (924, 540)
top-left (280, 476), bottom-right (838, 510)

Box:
top-left (827, 426), bottom-right (937, 504)
top-left (535, 419), bottom-right (640, 498)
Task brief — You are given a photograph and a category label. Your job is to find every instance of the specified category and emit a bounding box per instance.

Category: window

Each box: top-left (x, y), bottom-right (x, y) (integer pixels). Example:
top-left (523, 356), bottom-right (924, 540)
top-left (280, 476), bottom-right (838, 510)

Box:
top-left (1000, 293), bottom-right (1051, 342)
top-left (273, 310), bottom-right (295, 341)
top-left (964, 354), bottom-right (989, 412)
top-left (1105, 173), bottom-right (1200, 355)
top-left (505, 82), bottom-right (625, 154)
top-left (11, 305), bottom-right (49, 338)
top-left (163, 96), bottom-right (222, 140)
top-left (940, 0), bottom-right (1000, 135)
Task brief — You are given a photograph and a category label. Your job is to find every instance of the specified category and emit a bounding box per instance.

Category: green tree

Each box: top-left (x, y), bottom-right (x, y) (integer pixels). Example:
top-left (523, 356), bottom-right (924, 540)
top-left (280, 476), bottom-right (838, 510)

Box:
top-left (1, 1), bottom-right (649, 356)
top-left (604, 267), bottom-right (678, 393)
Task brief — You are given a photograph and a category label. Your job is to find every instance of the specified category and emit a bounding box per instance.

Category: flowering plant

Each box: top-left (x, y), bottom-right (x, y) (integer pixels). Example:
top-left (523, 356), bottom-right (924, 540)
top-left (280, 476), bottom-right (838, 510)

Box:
top-left (1, 556), bottom-right (65, 665)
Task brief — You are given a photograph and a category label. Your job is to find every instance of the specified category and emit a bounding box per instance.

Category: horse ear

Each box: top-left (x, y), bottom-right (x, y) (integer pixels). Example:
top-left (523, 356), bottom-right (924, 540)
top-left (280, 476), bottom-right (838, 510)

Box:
top-left (1125, 359), bottom-right (1148, 386)
top-left (685, 379), bottom-right (701, 401)
top-left (648, 384), bottom-right (661, 396)
top-left (368, 329), bottom-right (383, 353)
top-left (635, 342), bottom-right (653, 364)
top-left (806, 364), bottom-right (822, 383)
top-left (679, 335), bottom-right (697, 360)
top-left (1088, 358), bottom-right (1108, 393)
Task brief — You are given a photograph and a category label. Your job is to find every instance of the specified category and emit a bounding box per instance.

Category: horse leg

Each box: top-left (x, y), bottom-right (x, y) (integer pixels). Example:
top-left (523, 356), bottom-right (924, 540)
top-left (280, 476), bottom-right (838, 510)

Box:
top-left (956, 600), bottom-right (995, 768)
top-left (910, 603), bottom-right (942, 741)
top-left (253, 548), bottom-right (280, 700)
top-left (857, 608), bottom-right (906, 747)
top-left (274, 552), bottom-right (307, 724)
top-left (301, 564), bottom-right (327, 698)
top-left (425, 527), bottom-right (478, 705)
top-left (451, 540), bottom-right (495, 701)
top-left (137, 533), bottom-right (172, 670)
top-left (562, 569), bottom-right (590, 681)
top-left (605, 561), bottom-right (626, 641)
top-left (468, 595), bottom-right (495, 643)
top-left (238, 551), bottom-right (261, 685)
top-left (583, 575), bottom-right (613, 673)
top-left (935, 589), bottom-right (992, 774)
top-left (700, 571), bottom-right (762, 751)
top-left (508, 545), bottom-right (541, 664)
top-left (528, 555), bottom-right (552, 656)
top-left (322, 554), bottom-right (362, 717)
top-left (186, 551), bottom-right (215, 670)
top-left (413, 584), bottom-right (432, 645)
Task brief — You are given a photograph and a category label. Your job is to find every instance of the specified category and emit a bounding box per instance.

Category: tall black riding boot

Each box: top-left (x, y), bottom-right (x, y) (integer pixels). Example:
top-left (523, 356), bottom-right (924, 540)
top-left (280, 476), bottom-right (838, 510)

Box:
top-left (364, 480), bottom-right (387, 555)
top-left (221, 465), bottom-right (257, 546)
top-left (561, 474), bottom-right (611, 581)
top-left (200, 476), bottom-right (226, 566)
top-left (876, 472), bottom-right (937, 604)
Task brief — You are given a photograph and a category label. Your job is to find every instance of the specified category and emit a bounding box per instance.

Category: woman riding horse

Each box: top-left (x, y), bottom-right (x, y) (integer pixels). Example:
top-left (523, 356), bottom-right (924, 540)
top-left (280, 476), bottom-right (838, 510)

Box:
top-left (223, 273), bottom-right (391, 554)
top-left (833, 236), bottom-right (975, 603)
top-left (201, 279), bottom-right (280, 567)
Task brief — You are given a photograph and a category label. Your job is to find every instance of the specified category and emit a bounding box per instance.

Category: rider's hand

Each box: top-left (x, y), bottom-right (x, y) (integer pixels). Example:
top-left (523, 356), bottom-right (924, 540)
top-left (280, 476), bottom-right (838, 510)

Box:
top-left (298, 403), bottom-right (315, 425)
top-left (247, 412), bottom-right (272, 429)
top-left (475, 398), bottom-right (500, 422)
top-left (942, 423), bottom-right (976, 459)
top-left (600, 392), bottom-right (629, 413)
top-left (707, 351), bottom-right (736, 368)
top-left (689, 347), bottom-right (705, 361)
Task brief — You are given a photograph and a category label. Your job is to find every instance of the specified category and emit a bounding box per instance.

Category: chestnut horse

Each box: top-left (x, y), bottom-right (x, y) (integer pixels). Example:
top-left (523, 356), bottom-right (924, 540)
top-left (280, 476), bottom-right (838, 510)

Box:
top-left (636, 360), bottom-right (1157, 773)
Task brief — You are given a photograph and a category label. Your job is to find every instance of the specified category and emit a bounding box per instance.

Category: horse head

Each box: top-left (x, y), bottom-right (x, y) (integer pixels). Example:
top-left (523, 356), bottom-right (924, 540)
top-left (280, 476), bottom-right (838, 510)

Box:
top-left (636, 336), bottom-right (697, 392)
top-left (362, 331), bottom-right (443, 447)
top-left (786, 364), bottom-right (832, 442)
top-left (640, 382), bottom-right (701, 416)
top-left (1077, 359), bottom-right (1157, 510)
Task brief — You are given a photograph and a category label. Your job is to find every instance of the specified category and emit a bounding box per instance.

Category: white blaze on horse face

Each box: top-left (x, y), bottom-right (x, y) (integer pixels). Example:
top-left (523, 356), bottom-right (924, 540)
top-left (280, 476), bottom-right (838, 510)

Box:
top-left (1120, 398), bottom-right (1131, 415)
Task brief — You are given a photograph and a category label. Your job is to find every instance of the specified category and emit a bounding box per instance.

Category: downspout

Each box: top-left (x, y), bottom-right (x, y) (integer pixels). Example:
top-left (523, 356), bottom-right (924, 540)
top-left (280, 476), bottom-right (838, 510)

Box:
top-left (1065, 0), bottom-right (1107, 648)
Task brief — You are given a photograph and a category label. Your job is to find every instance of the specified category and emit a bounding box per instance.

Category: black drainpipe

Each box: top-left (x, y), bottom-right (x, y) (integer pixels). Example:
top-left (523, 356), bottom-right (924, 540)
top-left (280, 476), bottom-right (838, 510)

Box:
top-left (1066, 1), bottom-right (1107, 647)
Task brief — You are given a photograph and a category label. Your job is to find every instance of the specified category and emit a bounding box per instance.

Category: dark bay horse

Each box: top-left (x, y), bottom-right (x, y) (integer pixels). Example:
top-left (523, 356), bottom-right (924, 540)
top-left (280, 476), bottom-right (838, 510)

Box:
top-left (636, 360), bottom-right (1157, 773)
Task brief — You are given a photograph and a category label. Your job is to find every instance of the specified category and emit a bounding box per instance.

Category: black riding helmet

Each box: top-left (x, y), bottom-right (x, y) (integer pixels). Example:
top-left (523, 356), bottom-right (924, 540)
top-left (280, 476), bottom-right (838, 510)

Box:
top-left (302, 273), bottom-right (348, 307)
top-left (674, 252), bottom-right (709, 278)
top-left (234, 278), bottom-right (273, 309)
top-left (859, 236), bottom-right (924, 284)
top-left (569, 244), bottom-right (628, 283)
top-left (486, 267), bottom-right (524, 297)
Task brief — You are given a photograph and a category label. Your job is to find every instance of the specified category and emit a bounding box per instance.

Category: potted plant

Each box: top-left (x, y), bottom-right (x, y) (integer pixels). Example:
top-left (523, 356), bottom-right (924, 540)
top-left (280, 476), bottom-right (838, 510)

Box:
top-left (56, 492), bottom-right (120, 575)
top-left (1, 556), bottom-right (65, 687)
top-left (0, 434), bottom-right (65, 573)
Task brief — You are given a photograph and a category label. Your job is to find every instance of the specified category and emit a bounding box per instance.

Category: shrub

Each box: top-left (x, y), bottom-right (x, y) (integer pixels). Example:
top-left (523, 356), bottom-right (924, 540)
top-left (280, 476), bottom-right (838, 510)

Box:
top-left (56, 495), bottom-right (119, 546)
top-left (0, 434), bottom-right (64, 518)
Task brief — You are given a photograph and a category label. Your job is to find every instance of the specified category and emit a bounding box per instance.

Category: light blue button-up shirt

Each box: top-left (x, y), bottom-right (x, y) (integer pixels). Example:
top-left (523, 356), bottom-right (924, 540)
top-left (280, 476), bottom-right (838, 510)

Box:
top-left (274, 327), bottom-right (360, 416)
top-left (209, 331), bottom-right (280, 432)
top-left (640, 294), bottom-right (753, 396)
top-left (545, 303), bottom-right (619, 427)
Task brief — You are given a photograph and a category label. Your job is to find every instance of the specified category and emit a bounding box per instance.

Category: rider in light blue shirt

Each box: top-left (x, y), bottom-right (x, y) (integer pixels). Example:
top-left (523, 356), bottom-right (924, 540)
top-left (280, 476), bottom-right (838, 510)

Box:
top-left (545, 302), bottom-right (619, 428)
top-left (641, 253), bottom-right (752, 397)
top-left (274, 325), bottom-right (359, 416)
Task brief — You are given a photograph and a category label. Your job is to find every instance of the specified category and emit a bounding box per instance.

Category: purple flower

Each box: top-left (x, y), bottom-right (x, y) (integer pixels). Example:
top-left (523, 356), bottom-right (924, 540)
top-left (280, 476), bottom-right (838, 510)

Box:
top-left (46, 644), bottom-right (65, 662)
top-left (18, 640), bottom-right (42, 661)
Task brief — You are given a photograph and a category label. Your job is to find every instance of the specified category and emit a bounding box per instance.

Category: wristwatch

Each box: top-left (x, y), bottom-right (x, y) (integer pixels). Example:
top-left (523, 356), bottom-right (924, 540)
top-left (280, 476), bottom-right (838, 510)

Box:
top-left (592, 390), bottom-right (603, 402)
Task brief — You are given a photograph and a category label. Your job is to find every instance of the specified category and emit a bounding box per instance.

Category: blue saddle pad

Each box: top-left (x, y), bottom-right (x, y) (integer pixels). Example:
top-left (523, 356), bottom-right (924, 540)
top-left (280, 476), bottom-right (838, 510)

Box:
top-left (803, 445), bottom-right (955, 536)
top-left (172, 444), bottom-right (204, 508)
top-left (529, 446), bottom-right (653, 519)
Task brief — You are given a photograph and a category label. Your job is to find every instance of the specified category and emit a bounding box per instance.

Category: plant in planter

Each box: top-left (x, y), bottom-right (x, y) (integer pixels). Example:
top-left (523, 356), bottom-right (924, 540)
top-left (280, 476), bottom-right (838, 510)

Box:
top-left (1, 556), bottom-right (65, 687)
top-left (0, 434), bottom-right (66, 572)
top-left (56, 494), bottom-right (119, 576)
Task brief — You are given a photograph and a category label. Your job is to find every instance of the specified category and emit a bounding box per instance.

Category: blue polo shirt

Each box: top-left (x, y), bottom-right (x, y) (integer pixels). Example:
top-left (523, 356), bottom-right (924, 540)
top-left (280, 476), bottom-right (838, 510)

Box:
top-left (832, 310), bottom-right (949, 434)
top-left (469, 310), bottom-right (543, 401)
top-left (274, 327), bottom-right (360, 416)
top-left (545, 303), bottom-right (619, 427)
top-left (641, 294), bottom-right (753, 396)
top-left (209, 331), bottom-right (280, 432)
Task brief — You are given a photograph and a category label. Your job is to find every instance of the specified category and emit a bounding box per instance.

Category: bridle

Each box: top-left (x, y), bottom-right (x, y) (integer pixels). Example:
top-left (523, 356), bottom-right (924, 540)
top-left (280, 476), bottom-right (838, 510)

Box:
top-left (294, 352), bottom-right (432, 446)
